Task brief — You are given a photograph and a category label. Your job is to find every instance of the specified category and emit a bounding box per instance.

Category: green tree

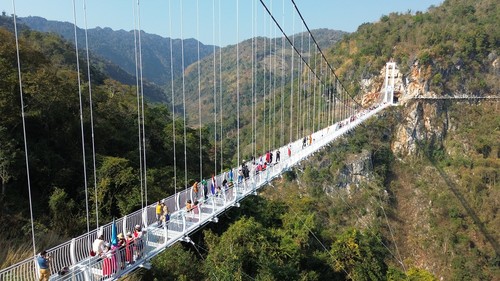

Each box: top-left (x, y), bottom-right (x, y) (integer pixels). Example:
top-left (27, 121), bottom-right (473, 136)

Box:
top-left (48, 187), bottom-right (77, 236)
top-left (92, 156), bottom-right (139, 220)
top-left (329, 228), bottom-right (388, 280)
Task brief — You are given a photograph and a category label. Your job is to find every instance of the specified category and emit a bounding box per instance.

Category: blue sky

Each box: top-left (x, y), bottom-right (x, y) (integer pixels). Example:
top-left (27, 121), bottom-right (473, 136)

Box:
top-left (4, 0), bottom-right (443, 47)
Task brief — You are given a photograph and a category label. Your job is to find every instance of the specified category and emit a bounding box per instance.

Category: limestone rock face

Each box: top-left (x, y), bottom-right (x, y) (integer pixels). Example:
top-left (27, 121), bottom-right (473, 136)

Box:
top-left (359, 62), bottom-right (449, 157)
top-left (392, 101), bottom-right (449, 157)
top-left (337, 150), bottom-right (374, 190)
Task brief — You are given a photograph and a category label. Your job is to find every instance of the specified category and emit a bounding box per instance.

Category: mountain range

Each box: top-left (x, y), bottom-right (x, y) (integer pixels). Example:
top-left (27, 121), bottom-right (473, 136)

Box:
top-left (18, 16), bottom-right (217, 86)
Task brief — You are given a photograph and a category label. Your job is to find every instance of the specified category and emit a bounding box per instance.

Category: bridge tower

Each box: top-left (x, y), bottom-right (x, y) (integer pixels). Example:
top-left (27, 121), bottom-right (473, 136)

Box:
top-left (384, 62), bottom-right (396, 104)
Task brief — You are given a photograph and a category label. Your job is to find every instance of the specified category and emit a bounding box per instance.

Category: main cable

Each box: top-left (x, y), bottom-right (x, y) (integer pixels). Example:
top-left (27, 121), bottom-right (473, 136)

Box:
top-left (289, 0), bottom-right (362, 108)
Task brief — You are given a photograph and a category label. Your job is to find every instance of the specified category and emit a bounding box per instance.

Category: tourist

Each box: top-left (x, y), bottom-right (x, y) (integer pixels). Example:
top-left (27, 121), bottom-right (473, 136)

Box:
top-left (155, 201), bottom-right (162, 226)
top-left (37, 250), bottom-right (50, 281)
top-left (125, 232), bottom-right (134, 264)
top-left (133, 225), bottom-right (144, 260)
top-left (92, 234), bottom-right (105, 257)
top-left (117, 233), bottom-right (126, 269)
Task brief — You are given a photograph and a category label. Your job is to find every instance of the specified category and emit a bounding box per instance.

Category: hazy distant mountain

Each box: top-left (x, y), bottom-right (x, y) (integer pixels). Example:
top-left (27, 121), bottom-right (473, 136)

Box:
top-left (19, 16), bottom-right (218, 86)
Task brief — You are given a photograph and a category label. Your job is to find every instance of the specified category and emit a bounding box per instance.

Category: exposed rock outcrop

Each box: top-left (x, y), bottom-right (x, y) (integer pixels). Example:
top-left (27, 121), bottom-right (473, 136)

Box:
top-left (392, 101), bottom-right (449, 157)
top-left (336, 149), bottom-right (374, 192)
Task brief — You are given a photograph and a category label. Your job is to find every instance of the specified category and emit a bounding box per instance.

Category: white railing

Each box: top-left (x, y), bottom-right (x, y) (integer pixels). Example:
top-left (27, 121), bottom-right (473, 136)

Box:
top-left (0, 103), bottom-right (391, 281)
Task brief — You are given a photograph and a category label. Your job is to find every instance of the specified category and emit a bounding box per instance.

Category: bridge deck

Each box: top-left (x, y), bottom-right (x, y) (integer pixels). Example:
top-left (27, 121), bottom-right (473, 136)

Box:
top-left (0, 103), bottom-right (391, 281)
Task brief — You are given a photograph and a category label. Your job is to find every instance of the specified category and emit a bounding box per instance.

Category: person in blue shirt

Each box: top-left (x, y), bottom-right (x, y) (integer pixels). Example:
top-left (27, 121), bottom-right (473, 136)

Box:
top-left (37, 250), bottom-right (50, 281)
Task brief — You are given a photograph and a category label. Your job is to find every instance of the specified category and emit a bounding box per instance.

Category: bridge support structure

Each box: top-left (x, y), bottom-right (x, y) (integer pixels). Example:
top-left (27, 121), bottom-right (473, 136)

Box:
top-left (384, 62), bottom-right (396, 104)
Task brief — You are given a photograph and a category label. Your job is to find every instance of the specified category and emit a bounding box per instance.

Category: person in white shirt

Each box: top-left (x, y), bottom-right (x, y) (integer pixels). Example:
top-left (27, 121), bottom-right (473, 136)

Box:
top-left (92, 235), bottom-right (105, 256)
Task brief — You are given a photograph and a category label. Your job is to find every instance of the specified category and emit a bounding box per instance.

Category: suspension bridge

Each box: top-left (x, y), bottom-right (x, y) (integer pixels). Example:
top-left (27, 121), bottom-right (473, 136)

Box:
top-left (0, 0), bottom-right (400, 280)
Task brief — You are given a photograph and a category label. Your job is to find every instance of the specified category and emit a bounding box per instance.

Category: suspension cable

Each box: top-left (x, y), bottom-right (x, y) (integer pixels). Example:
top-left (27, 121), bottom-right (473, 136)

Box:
top-left (197, 0), bottom-right (203, 183)
top-left (82, 0), bottom-right (99, 230)
top-left (269, 0), bottom-right (274, 152)
top-left (263, 16), bottom-right (267, 155)
top-left (168, 0), bottom-right (177, 210)
top-left (259, 0), bottom-right (358, 112)
top-left (280, 0), bottom-right (285, 147)
top-left (72, 0), bottom-right (91, 237)
top-left (132, 0), bottom-right (144, 211)
top-left (273, 6), bottom-right (277, 150)
top-left (236, 0), bottom-right (240, 180)
top-left (289, 6), bottom-right (294, 143)
top-left (298, 22), bottom-right (303, 139)
top-left (137, 0), bottom-right (148, 208)
top-left (212, 0), bottom-right (217, 182)
top-left (11, 0), bottom-right (36, 257)
top-left (218, 0), bottom-right (223, 174)
top-left (251, 0), bottom-right (255, 161)
top-left (312, 47), bottom-right (317, 132)
top-left (180, 0), bottom-right (188, 190)
top-left (289, 0), bottom-right (361, 108)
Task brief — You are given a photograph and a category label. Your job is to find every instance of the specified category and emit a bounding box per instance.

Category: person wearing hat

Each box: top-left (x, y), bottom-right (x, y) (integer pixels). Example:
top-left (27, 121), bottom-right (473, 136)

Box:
top-left (102, 243), bottom-right (114, 277)
top-left (117, 233), bottom-right (126, 269)
top-left (133, 225), bottom-right (144, 260)
top-left (125, 232), bottom-right (134, 264)
top-left (37, 250), bottom-right (50, 281)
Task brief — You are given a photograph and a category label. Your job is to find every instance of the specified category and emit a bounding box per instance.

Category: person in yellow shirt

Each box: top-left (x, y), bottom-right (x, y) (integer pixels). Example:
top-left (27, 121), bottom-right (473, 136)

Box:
top-left (156, 201), bottom-right (162, 226)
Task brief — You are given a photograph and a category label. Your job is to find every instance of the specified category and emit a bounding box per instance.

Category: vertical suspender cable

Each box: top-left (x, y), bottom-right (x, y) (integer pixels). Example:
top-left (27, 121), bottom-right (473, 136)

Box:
top-left (12, 0), bottom-right (36, 257)
top-left (137, 0), bottom-right (148, 207)
top-left (254, 5), bottom-right (258, 160)
top-left (196, 0), bottom-right (203, 182)
top-left (236, 0), bottom-right (240, 177)
top-left (82, 0), bottom-right (99, 230)
top-left (262, 13), bottom-right (266, 155)
top-left (72, 0), bottom-right (91, 237)
top-left (168, 0), bottom-right (177, 208)
top-left (212, 0), bottom-right (217, 178)
top-left (180, 0), bottom-right (188, 190)
top-left (328, 71), bottom-right (332, 125)
top-left (132, 0), bottom-right (144, 210)
top-left (312, 47), bottom-right (317, 132)
top-left (289, 9), bottom-right (294, 144)
top-left (218, 0), bottom-right (223, 174)
top-left (268, 0), bottom-right (274, 151)
top-left (334, 74), bottom-right (338, 123)
top-left (321, 61), bottom-right (325, 127)
top-left (297, 23), bottom-right (303, 139)
top-left (306, 33), bottom-right (311, 134)
top-left (251, 0), bottom-right (256, 160)
top-left (273, 5), bottom-right (277, 150)
top-left (280, 0), bottom-right (285, 147)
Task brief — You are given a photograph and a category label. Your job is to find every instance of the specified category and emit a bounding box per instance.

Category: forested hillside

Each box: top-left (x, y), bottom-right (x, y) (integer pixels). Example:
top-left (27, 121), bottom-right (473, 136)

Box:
top-left (327, 0), bottom-right (498, 98)
top-left (0, 0), bottom-right (498, 279)
top-left (0, 24), bottom-right (212, 267)
top-left (125, 0), bottom-right (499, 280)
top-left (0, 15), bottom-right (169, 103)
top-left (175, 29), bottom-right (346, 126)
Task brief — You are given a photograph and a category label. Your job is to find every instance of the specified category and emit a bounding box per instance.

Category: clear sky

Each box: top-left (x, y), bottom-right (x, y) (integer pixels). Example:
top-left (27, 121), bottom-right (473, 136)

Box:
top-left (3, 0), bottom-right (443, 47)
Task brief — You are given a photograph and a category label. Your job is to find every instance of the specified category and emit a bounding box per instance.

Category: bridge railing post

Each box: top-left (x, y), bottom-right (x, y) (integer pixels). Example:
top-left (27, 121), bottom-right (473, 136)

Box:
top-left (70, 238), bottom-right (77, 265)
top-left (182, 212), bottom-right (186, 233)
